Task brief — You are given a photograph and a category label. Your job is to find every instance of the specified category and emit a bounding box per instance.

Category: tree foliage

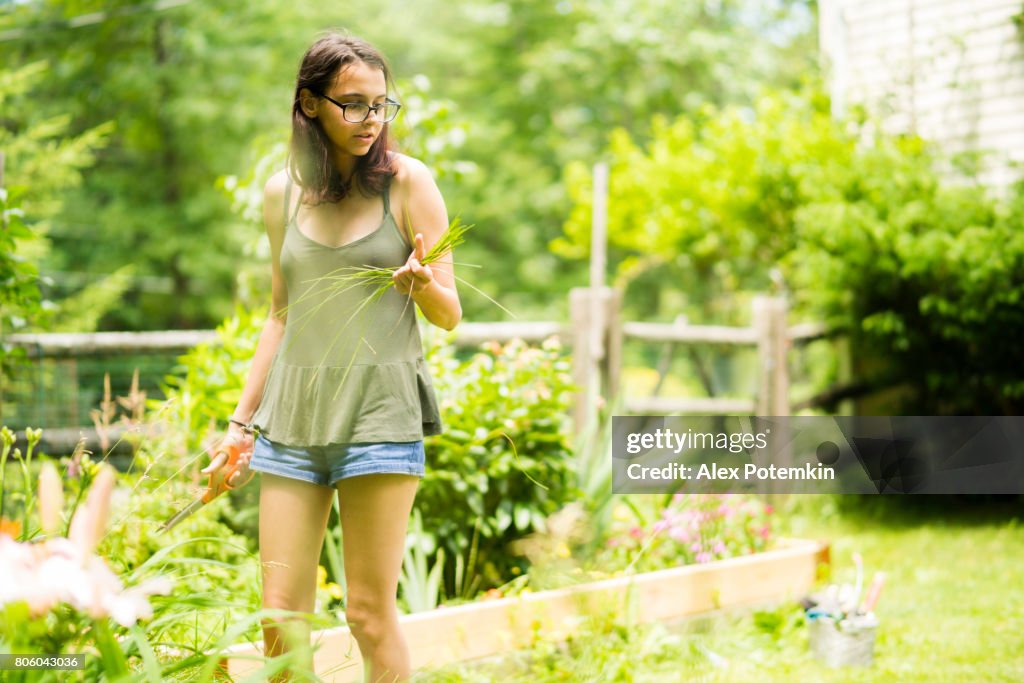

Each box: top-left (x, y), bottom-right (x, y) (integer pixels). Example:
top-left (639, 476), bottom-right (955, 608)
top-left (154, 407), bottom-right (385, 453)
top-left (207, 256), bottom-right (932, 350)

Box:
top-left (559, 85), bottom-right (1024, 414)
top-left (0, 0), bottom-right (818, 329)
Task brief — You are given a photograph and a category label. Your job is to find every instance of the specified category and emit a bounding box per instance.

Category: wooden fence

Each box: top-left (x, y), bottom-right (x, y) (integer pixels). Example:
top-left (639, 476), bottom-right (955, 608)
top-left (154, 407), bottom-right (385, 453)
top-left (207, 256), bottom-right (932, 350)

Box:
top-left (1, 289), bottom-right (832, 454)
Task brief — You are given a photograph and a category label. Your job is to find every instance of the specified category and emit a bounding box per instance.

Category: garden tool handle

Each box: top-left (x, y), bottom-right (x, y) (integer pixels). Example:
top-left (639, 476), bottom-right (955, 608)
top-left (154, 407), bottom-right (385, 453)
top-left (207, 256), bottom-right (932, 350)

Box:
top-left (202, 440), bottom-right (253, 503)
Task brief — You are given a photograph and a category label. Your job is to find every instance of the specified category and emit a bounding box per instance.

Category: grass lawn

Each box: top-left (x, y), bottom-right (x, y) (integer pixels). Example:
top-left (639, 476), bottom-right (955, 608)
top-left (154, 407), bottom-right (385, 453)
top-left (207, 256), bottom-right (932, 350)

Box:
top-left (414, 495), bottom-right (1024, 682)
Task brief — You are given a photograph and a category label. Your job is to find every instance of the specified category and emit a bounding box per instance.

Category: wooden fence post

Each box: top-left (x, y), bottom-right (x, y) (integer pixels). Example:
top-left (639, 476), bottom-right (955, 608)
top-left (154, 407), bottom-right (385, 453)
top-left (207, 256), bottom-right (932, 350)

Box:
top-left (571, 285), bottom-right (622, 435)
top-left (753, 295), bottom-right (790, 416)
top-left (603, 287), bottom-right (623, 408)
top-left (753, 295), bottom-right (792, 492)
top-left (570, 287), bottom-right (597, 435)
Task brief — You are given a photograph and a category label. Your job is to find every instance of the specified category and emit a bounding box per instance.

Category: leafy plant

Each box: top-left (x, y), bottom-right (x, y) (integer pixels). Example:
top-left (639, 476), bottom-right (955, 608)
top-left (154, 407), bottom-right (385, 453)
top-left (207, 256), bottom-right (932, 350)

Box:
top-left (398, 508), bottom-right (447, 613)
top-left (0, 180), bottom-right (42, 376)
top-left (594, 493), bottom-right (775, 575)
top-left (418, 334), bottom-right (581, 595)
top-left (786, 149), bottom-right (1024, 414)
top-left (0, 423), bottom-right (315, 681)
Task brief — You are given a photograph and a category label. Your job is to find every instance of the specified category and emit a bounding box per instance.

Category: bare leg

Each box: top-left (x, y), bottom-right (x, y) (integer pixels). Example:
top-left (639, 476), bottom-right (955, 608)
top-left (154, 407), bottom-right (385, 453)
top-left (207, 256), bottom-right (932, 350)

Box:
top-left (335, 473), bottom-right (420, 683)
top-left (259, 472), bottom-right (335, 682)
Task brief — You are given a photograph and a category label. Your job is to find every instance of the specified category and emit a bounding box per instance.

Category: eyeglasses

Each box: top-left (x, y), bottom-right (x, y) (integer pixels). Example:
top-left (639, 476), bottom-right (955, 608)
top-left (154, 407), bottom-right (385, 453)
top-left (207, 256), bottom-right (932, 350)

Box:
top-left (315, 91), bottom-right (402, 123)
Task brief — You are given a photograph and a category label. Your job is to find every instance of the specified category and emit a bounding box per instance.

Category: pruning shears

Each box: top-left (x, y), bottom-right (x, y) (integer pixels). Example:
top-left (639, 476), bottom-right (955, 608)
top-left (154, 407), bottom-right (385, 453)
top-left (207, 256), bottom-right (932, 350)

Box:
top-left (159, 436), bottom-right (255, 534)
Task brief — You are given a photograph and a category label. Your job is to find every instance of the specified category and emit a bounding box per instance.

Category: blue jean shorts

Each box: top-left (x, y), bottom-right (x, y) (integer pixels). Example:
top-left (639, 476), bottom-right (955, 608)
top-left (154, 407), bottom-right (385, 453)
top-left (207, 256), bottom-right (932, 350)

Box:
top-left (249, 433), bottom-right (426, 487)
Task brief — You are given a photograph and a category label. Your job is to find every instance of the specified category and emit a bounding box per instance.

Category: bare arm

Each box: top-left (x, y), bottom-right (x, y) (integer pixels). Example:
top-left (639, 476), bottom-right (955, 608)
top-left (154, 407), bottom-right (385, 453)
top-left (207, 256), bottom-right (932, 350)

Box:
top-left (231, 172), bottom-right (291, 428)
top-left (392, 157), bottom-right (462, 331)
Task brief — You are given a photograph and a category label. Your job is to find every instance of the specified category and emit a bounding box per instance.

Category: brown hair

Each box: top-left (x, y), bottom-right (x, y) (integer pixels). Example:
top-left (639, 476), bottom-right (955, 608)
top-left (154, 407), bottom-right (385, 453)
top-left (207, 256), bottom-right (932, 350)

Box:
top-left (288, 31), bottom-right (399, 205)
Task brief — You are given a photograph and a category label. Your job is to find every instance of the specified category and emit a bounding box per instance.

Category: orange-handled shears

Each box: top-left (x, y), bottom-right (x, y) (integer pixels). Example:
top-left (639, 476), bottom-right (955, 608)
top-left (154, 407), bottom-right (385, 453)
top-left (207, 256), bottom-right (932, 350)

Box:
top-left (159, 437), bottom-right (255, 534)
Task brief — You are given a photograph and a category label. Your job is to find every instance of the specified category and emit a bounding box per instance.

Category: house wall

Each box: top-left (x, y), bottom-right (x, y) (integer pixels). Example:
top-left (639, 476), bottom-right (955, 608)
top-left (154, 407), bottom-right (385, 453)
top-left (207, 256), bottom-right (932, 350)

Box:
top-left (819, 0), bottom-right (1024, 192)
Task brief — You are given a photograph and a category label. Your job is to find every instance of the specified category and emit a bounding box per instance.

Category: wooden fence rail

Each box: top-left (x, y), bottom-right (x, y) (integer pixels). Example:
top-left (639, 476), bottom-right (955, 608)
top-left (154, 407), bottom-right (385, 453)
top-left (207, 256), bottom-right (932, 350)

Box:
top-left (2, 290), bottom-right (832, 453)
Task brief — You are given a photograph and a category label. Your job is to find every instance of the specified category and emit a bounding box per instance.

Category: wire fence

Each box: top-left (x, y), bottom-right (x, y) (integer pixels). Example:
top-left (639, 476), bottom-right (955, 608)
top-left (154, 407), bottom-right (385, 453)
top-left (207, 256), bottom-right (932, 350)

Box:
top-left (1, 330), bottom-right (217, 442)
top-left (2, 351), bottom-right (182, 431)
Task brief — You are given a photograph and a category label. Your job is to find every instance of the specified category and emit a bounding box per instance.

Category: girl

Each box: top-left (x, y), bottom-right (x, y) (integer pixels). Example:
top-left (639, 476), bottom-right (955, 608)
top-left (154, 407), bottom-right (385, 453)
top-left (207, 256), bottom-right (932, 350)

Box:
top-left (202, 31), bottom-right (461, 682)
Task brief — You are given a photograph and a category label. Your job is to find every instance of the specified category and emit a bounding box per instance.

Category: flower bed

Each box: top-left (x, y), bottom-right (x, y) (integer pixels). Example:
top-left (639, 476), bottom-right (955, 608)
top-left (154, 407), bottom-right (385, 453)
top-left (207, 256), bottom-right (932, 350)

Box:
top-left (220, 536), bottom-right (830, 682)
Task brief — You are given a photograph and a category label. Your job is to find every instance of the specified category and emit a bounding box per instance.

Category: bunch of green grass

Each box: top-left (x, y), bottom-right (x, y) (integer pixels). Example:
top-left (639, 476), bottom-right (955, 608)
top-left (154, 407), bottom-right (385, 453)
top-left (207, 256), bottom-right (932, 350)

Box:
top-left (276, 213), bottom-right (515, 401)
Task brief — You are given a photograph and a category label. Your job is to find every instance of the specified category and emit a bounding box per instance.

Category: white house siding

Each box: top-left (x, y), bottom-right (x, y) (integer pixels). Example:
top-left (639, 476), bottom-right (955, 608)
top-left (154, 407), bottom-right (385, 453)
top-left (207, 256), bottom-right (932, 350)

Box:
top-left (819, 0), bottom-right (1024, 192)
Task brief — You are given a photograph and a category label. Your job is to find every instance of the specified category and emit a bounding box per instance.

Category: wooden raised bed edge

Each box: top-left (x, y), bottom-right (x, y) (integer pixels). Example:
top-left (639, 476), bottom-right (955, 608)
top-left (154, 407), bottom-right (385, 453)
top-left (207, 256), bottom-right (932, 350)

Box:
top-left (216, 537), bottom-right (830, 682)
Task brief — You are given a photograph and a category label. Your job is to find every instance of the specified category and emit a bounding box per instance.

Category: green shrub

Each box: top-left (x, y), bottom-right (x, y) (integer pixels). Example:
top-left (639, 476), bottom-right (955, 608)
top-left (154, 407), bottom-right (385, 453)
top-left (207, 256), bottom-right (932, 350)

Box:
top-left (787, 149), bottom-right (1024, 414)
top-left (421, 333), bottom-right (582, 596)
top-left (559, 85), bottom-right (1024, 414)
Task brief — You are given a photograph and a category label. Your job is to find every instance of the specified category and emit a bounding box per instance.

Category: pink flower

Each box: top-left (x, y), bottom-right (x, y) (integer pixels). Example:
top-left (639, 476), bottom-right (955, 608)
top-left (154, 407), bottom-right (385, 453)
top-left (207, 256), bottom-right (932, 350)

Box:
top-left (759, 525), bottom-right (771, 539)
top-left (0, 464), bottom-right (174, 627)
top-left (712, 540), bottom-right (726, 554)
top-left (105, 577), bottom-right (173, 627)
top-left (669, 526), bottom-right (692, 543)
top-left (38, 464), bottom-right (64, 536)
top-left (689, 542), bottom-right (702, 553)
top-left (765, 504), bottom-right (774, 515)
top-left (629, 526), bottom-right (644, 540)
top-left (652, 519), bottom-right (670, 534)
top-left (696, 552), bottom-right (712, 564)
top-left (68, 466), bottom-right (116, 558)
top-left (0, 536), bottom-right (172, 627)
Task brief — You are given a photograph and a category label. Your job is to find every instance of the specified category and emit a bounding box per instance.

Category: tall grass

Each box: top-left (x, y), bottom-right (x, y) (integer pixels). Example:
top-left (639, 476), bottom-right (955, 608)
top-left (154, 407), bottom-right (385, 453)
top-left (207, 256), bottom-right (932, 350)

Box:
top-left (275, 213), bottom-right (515, 401)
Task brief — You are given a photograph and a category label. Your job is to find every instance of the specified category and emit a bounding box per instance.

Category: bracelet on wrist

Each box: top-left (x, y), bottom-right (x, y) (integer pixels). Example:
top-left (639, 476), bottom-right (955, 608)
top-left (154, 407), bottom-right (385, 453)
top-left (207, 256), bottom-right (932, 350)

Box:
top-left (229, 418), bottom-right (253, 433)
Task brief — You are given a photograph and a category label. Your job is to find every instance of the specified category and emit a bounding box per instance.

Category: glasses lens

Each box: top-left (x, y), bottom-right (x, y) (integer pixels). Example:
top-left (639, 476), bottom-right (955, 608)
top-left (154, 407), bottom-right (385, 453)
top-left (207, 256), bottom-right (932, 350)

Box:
top-left (343, 103), bottom-right (370, 123)
top-left (380, 103), bottom-right (400, 122)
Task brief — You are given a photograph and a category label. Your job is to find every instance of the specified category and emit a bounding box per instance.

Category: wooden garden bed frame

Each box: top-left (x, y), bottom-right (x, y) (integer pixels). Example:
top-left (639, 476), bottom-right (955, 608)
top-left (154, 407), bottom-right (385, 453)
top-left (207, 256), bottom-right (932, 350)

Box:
top-left (217, 537), bottom-right (829, 682)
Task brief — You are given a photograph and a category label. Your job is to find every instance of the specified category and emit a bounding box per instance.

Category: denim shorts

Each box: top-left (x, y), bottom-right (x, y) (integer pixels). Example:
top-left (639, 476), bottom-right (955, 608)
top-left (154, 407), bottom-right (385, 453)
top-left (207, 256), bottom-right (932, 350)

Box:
top-left (249, 432), bottom-right (426, 487)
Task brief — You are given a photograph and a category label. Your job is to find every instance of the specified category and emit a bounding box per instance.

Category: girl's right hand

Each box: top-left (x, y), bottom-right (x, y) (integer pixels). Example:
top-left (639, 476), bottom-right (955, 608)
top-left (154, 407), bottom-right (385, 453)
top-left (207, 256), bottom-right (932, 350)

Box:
top-left (200, 424), bottom-right (254, 487)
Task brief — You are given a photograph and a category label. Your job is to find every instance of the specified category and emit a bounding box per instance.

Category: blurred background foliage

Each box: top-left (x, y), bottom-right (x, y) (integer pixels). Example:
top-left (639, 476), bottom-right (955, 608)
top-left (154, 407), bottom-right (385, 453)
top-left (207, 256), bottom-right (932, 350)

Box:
top-left (0, 0), bottom-right (818, 331)
top-left (2, 0), bottom-right (1022, 417)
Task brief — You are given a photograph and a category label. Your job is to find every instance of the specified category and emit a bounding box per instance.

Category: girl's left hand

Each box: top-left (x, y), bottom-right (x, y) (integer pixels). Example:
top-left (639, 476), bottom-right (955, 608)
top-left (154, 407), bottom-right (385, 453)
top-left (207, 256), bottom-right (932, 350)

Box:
top-left (393, 233), bottom-right (434, 295)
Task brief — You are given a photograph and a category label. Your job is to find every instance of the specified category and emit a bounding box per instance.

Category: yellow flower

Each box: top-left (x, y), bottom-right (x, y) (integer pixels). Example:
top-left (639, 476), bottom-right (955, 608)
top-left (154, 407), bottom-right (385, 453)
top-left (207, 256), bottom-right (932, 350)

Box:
top-left (556, 542), bottom-right (571, 559)
top-left (317, 565), bottom-right (328, 589)
top-left (613, 504), bottom-right (631, 522)
top-left (327, 583), bottom-right (345, 601)
top-left (0, 516), bottom-right (21, 539)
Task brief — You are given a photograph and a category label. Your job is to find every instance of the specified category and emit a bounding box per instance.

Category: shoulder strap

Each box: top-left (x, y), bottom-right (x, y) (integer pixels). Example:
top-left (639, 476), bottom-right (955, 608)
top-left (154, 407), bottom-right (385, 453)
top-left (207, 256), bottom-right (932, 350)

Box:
top-left (282, 173), bottom-right (302, 227)
top-left (282, 174), bottom-right (293, 227)
top-left (383, 174), bottom-right (392, 216)
top-left (386, 174), bottom-right (412, 249)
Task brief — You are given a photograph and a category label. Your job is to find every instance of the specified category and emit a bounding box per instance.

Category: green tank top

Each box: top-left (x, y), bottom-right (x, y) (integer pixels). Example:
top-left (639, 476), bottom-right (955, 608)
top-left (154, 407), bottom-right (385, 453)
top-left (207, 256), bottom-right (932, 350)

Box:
top-left (249, 170), bottom-right (444, 447)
